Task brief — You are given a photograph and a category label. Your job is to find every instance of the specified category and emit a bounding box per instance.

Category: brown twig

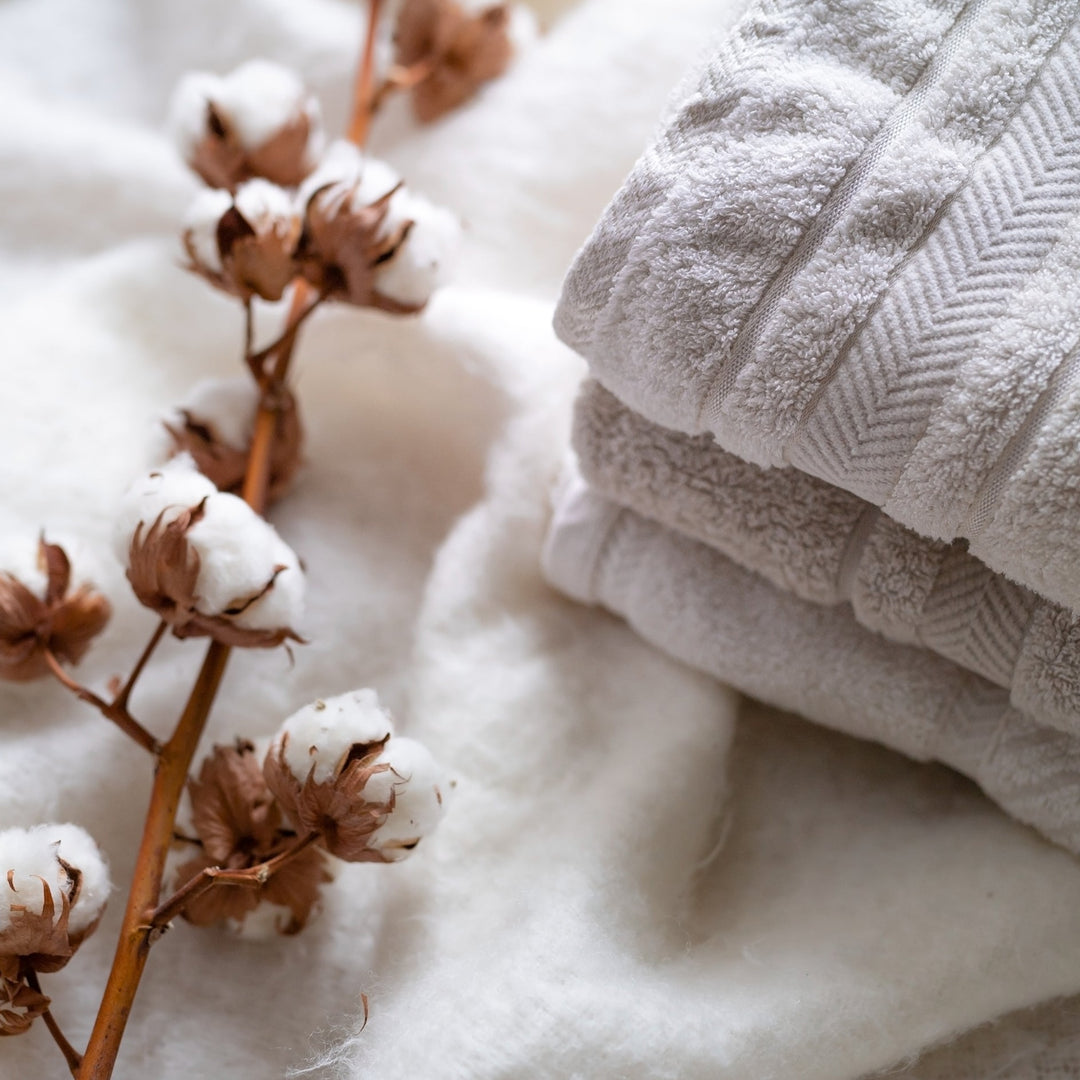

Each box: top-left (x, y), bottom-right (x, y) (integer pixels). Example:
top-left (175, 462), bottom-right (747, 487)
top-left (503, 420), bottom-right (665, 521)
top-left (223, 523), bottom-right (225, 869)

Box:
top-left (42, 650), bottom-right (160, 756)
top-left (24, 968), bottom-right (82, 1076)
top-left (148, 831), bottom-right (322, 929)
top-left (347, 0), bottom-right (385, 147)
top-left (111, 619), bottom-right (168, 714)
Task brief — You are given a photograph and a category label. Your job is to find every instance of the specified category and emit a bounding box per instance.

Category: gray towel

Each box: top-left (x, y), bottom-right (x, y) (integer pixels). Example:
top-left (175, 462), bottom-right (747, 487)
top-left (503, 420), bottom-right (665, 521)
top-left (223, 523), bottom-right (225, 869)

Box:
top-left (542, 474), bottom-right (1080, 855)
top-left (574, 380), bottom-right (1080, 735)
top-left (555, 0), bottom-right (1080, 613)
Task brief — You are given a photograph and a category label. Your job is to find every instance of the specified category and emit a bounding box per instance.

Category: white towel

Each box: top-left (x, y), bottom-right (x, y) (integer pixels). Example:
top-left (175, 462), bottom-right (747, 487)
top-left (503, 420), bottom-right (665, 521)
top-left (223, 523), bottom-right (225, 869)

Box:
top-left (573, 380), bottom-right (1080, 735)
top-left (556, 0), bottom-right (1080, 613)
top-left (542, 470), bottom-right (1080, 855)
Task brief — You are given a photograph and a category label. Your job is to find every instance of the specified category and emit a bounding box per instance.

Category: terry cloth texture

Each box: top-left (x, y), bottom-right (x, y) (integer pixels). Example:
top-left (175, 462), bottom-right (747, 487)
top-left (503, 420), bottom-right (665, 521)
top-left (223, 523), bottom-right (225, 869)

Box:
top-left (541, 472), bottom-right (1080, 856)
top-left (555, 0), bottom-right (1080, 614)
top-left (573, 380), bottom-right (1080, 737)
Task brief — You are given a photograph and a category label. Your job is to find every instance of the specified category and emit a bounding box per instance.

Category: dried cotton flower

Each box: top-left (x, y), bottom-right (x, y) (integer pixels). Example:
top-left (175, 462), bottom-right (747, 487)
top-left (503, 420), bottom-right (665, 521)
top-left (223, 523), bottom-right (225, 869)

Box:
top-left (164, 377), bottom-right (303, 502)
top-left (0, 824), bottom-right (111, 980)
top-left (264, 690), bottom-right (401, 861)
top-left (298, 141), bottom-right (461, 312)
top-left (118, 456), bottom-right (304, 648)
top-left (171, 741), bottom-right (331, 935)
top-left (0, 537), bottom-right (111, 682)
top-left (169, 60), bottom-right (324, 190)
top-left (394, 0), bottom-right (515, 122)
top-left (182, 179), bottom-right (302, 302)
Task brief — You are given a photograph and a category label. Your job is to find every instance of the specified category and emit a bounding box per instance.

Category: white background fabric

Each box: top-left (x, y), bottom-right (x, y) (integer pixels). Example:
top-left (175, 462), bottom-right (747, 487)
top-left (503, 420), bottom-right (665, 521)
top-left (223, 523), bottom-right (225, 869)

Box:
top-left (2, 1), bottom-right (1080, 1077)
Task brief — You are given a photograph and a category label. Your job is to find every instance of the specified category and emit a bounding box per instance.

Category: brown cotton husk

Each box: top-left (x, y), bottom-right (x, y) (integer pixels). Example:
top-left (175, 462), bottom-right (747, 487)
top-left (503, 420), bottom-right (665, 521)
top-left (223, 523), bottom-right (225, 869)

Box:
top-left (0, 538), bottom-right (111, 682)
top-left (299, 183), bottom-right (423, 314)
top-left (0, 961), bottom-right (50, 1037)
top-left (164, 389), bottom-right (303, 503)
top-left (174, 741), bottom-right (332, 933)
top-left (190, 103), bottom-right (315, 191)
top-left (263, 735), bottom-right (395, 862)
top-left (183, 203), bottom-right (301, 303)
top-left (217, 205), bottom-right (301, 302)
top-left (126, 506), bottom-right (300, 649)
top-left (395, 0), bottom-right (512, 123)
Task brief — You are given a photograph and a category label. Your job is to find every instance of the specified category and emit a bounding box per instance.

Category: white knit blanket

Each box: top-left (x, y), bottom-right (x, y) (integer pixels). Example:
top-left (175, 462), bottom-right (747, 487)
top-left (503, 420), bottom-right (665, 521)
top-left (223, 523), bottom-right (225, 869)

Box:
top-left (4, 0), bottom-right (1080, 1077)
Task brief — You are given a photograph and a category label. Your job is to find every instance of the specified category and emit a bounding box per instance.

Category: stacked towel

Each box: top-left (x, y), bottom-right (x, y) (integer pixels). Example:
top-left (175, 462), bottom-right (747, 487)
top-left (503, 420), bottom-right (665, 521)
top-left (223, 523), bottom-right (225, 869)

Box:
top-left (544, 0), bottom-right (1080, 852)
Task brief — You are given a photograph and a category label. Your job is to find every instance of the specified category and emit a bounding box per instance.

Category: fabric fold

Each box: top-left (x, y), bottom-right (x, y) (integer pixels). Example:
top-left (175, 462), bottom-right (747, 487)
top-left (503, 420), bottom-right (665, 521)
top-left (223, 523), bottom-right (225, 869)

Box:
top-left (542, 474), bottom-right (1080, 855)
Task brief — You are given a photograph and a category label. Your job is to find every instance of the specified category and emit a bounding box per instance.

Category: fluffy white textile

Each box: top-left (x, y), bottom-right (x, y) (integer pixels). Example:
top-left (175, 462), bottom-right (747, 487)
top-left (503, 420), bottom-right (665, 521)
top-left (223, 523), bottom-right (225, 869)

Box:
top-left (2, 0), bottom-right (1080, 1077)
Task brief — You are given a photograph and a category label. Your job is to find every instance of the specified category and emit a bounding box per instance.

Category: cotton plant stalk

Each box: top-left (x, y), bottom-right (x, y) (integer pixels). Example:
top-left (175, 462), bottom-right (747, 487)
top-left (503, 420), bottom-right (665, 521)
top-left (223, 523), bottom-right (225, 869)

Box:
top-left (0, 1), bottom-right (528, 1076)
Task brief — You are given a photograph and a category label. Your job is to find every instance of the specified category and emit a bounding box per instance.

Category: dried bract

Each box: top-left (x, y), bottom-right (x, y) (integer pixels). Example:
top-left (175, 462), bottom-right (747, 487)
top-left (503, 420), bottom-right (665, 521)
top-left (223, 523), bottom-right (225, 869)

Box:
top-left (0, 961), bottom-right (50, 1037)
top-left (183, 180), bottom-right (302, 302)
top-left (0, 537), bottom-right (111, 682)
top-left (264, 690), bottom-right (447, 862)
top-left (119, 457), bottom-right (305, 648)
top-left (172, 741), bottom-right (331, 935)
top-left (164, 378), bottom-right (303, 502)
top-left (395, 0), bottom-right (513, 122)
top-left (170, 60), bottom-right (324, 190)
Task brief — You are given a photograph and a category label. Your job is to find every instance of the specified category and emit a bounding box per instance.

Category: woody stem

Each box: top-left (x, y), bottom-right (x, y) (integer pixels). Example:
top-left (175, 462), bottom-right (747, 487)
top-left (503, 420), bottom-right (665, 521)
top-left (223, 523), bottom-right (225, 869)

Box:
top-left (42, 650), bottom-right (160, 755)
top-left (147, 831), bottom-right (322, 929)
top-left (24, 969), bottom-right (83, 1076)
top-left (347, 0), bottom-right (385, 147)
top-left (111, 619), bottom-right (168, 714)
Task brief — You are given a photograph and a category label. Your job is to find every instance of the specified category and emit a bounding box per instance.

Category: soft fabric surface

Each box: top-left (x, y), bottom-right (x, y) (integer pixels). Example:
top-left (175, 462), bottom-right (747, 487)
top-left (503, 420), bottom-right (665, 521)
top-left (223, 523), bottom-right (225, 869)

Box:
top-left (543, 472), bottom-right (1080, 853)
top-left (4, 0), bottom-right (1080, 1077)
top-left (555, 0), bottom-right (1080, 613)
top-left (573, 380), bottom-right (1080, 735)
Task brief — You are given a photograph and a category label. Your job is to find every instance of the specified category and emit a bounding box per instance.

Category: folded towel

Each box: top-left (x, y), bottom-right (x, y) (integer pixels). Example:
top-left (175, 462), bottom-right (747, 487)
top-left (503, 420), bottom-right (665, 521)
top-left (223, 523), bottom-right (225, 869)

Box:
top-left (556, 0), bottom-right (1080, 612)
top-left (541, 473), bottom-right (1080, 854)
top-left (573, 380), bottom-right (1080, 735)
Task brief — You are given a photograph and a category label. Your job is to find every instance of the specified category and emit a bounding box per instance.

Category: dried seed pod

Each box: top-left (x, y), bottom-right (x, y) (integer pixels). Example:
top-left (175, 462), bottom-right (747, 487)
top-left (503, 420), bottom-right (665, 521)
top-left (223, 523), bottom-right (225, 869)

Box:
top-left (297, 141), bottom-right (460, 312)
top-left (118, 456), bottom-right (304, 648)
top-left (171, 740), bottom-right (331, 936)
top-left (263, 690), bottom-right (447, 862)
top-left (169, 60), bottom-right (324, 189)
top-left (0, 824), bottom-right (111, 979)
top-left (394, 0), bottom-right (515, 122)
top-left (0, 537), bottom-right (111, 682)
top-left (182, 180), bottom-right (302, 302)
top-left (164, 377), bottom-right (303, 502)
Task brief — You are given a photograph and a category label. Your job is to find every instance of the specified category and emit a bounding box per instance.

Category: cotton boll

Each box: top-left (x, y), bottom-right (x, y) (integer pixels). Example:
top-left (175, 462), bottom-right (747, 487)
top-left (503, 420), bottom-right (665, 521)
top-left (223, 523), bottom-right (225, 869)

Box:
top-left (181, 188), bottom-right (233, 275)
top-left (233, 177), bottom-right (299, 232)
top-left (273, 689), bottom-right (396, 786)
top-left (115, 455), bottom-right (217, 564)
top-left (363, 737), bottom-right (447, 860)
top-left (214, 60), bottom-right (320, 156)
top-left (172, 377), bottom-right (260, 452)
top-left (168, 71), bottom-right (225, 160)
top-left (0, 824), bottom-right (110, 937)
top-left (297, 139), bottom-right (365, 207)
top-left (376, 192), bottom-right (462, 308)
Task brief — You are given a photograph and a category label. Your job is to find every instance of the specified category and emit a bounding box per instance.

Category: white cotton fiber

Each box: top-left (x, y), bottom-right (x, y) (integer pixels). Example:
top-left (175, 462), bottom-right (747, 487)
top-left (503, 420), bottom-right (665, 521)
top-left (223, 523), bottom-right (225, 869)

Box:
top-left (272, 689), bottom-right (396, 785)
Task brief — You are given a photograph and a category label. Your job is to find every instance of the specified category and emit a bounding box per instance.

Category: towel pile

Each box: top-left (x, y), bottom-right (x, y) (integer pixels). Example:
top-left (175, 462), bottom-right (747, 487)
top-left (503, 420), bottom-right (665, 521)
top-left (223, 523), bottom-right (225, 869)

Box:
top-left (543, 0), bottom-right (1080, 853)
